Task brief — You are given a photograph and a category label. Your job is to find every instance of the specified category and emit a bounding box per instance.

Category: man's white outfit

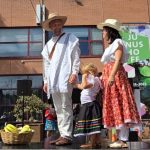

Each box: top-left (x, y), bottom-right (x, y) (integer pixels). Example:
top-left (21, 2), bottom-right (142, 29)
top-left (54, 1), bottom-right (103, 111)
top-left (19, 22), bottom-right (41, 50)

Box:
top-left (41, 32), bottom-right (80, 140)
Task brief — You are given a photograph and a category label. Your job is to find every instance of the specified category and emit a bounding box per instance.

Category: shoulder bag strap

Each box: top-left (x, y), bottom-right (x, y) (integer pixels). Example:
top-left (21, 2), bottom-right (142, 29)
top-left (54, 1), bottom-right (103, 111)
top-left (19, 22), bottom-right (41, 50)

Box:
top-left (49, 33), bottom-right (65, 59)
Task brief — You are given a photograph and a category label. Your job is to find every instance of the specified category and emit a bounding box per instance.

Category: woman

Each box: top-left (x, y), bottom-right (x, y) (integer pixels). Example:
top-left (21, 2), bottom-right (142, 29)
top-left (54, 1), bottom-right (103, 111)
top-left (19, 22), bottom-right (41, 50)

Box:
top-left (97, 19), bottom-right (140, 148)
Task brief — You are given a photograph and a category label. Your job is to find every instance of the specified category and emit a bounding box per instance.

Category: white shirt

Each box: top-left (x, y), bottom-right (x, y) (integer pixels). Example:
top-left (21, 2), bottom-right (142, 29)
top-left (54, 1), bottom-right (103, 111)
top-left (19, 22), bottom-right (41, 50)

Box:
top-left (80, 74), bottom-right (102, 104)
top-left (101, 39), bottom-right (129, 64)
top-left (41, 33), bottom-right (80, 98)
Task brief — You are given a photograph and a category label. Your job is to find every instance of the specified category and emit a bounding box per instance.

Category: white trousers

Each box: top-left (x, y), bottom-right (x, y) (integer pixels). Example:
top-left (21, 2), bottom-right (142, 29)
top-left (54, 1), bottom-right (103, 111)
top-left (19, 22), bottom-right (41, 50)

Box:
top-left (118, 126), bottom-right (129, 142)
top-left (52, 92), bottom-right (73, 140)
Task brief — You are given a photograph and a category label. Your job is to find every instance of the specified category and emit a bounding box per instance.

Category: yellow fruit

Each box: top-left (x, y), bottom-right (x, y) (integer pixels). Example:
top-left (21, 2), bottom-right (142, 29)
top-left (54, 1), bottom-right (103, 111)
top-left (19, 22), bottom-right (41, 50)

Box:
top-left (23, 125), bottom-right (30, 129)
top-left (4, 127), bottom-right (10, 132)
top-left (4, 124), bottom-right (18, 134)
top-left (19, 124), bottom-right (31, 133)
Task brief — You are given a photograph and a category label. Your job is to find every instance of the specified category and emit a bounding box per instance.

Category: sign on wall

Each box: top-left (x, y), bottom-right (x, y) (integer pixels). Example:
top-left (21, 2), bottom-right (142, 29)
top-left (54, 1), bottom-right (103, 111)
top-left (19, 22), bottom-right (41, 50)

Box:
top-left (120, 26), bottom-right (150, 64)
top-left (120, 25), bottom-right (150, 87)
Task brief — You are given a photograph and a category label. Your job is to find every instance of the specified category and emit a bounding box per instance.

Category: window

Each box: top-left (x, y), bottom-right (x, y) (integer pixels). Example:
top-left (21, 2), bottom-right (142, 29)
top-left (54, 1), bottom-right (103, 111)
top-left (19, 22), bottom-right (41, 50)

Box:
top-left (47, 27), bottom-right (103, 57)
top-left (0, 28), bottom-right (43, 57)
top-left (0, 27), bottom-right (102, 58)
top-left (90, 28), bottom-right (103, 55)
top-left (0, 75), bottom-right (43, 89)
top-left (0, 75), bottom-right (43, 105)
top-left (0, 75), bottom-right (43, 122)
top-left (64, 27), bottom-right (103, 56)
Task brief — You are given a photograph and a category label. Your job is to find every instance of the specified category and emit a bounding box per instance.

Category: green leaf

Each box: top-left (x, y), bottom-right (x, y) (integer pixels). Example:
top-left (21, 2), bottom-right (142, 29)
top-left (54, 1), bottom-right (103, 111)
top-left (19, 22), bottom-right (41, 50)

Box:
top-left (141, 77), bottom-right (150, 86)
top-left (139, 66), bottom-right (150, 77)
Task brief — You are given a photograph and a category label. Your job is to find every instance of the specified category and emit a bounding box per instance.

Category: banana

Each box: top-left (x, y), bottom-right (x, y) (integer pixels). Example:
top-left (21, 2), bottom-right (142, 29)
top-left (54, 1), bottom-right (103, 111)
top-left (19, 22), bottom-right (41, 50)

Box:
top-left (23, 125), bottom-right (30, 129)
top-left (19, 125), bottom-right (31, 134)
top-left (4, 124), bottom-right (32, 134)
top-left (4, 127), bottom-right (10, 132)
top-left (4, 124), bottom-right (18, 134)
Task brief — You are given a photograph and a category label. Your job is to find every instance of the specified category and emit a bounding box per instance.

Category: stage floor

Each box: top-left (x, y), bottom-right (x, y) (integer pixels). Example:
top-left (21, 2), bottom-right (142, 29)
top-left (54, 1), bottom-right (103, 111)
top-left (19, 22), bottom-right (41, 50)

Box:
top-left (1, 137), bottom-right (150, 149)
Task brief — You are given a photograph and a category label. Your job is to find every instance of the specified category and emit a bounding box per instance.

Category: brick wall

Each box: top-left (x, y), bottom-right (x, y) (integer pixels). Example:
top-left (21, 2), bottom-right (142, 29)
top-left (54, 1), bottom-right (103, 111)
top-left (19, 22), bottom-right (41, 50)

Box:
top-left (0, 0), bottom-right (150, 27)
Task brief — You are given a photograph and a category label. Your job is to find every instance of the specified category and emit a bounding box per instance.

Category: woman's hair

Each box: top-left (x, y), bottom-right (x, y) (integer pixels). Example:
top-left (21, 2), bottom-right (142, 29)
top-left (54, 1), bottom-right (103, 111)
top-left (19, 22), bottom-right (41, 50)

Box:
top-left (103, 26), bottom-right (122, 44)
top-left (81, 63), bottom-right (98, 75)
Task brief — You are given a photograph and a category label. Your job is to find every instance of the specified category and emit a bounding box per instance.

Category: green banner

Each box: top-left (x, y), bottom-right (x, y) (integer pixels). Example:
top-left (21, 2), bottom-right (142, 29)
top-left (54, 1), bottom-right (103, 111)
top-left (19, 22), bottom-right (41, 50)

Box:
top-left (120, 31), bottom-right (150, 64)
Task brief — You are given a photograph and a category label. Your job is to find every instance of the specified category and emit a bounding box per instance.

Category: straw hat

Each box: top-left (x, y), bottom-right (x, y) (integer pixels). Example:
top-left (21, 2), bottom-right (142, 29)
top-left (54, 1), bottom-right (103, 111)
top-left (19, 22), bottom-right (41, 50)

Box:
top-left (97, 19), bottom-right (121, 31)
top-left (42, 12), bottom-right (67, 31)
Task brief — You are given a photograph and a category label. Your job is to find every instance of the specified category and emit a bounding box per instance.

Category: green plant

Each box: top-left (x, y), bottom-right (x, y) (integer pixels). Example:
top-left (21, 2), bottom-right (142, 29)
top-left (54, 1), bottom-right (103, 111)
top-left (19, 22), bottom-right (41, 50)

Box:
top-left (13, 94), bottom-right (46, 122)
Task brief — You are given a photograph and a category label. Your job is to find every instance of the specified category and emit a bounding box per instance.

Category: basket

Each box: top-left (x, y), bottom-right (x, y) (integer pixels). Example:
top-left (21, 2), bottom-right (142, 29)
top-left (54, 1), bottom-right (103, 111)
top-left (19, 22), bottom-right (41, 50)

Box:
top-left (0, 129), bottom-right (34, 145)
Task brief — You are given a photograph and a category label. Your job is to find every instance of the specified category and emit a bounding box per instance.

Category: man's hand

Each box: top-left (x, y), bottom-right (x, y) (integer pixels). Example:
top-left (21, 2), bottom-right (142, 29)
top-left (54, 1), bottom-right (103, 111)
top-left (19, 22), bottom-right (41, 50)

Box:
top-left (43, 83), bottom-right (48, 93)
top-left (69, 74), bottom-right (77, 84)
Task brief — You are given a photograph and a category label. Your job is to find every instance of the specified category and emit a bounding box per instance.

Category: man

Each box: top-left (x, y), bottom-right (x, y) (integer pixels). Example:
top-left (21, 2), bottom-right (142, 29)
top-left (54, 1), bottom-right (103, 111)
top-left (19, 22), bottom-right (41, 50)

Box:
top-left (41, 12), bottom-right (80, 145)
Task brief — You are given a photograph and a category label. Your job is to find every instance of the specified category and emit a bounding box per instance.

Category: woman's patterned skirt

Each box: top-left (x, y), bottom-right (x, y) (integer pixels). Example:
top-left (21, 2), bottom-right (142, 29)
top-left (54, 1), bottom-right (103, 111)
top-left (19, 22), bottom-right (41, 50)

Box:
top-left (102, 62), bottom-right (140, 129)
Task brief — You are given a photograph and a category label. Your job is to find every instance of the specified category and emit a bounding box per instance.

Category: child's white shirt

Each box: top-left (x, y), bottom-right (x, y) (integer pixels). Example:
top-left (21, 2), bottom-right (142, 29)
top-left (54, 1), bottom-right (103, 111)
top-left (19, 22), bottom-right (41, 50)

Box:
top-left (80, 74), bottom-right (102, 104)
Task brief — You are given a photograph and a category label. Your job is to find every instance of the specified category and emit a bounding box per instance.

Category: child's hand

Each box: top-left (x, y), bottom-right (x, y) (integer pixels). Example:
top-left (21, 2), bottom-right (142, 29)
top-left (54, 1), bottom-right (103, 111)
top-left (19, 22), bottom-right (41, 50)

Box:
top-left (73, 83), bottom-right (78, 88)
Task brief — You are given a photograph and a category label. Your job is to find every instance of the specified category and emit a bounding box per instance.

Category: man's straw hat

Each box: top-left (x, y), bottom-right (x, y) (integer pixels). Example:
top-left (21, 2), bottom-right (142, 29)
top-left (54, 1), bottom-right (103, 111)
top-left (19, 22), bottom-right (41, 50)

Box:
top-left (42, 12), bottom-right (67, 31)
top-left (97, 19), bottom-right (121, 31)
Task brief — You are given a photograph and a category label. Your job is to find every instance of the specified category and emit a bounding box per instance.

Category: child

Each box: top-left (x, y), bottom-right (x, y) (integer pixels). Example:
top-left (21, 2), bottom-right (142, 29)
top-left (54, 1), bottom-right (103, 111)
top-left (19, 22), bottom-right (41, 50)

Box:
top-left (73, 63), bottom-right (102, 148)
top-left (44, 103), bottom-right (57, 138)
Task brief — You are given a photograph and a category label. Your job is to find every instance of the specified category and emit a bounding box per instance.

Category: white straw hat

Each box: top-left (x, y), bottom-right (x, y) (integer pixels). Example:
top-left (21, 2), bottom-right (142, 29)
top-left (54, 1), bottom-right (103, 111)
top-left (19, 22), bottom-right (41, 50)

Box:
top-left (97, 19), bottom-right (121, 31)
top-left (42, 12), bottom-right (67, 31)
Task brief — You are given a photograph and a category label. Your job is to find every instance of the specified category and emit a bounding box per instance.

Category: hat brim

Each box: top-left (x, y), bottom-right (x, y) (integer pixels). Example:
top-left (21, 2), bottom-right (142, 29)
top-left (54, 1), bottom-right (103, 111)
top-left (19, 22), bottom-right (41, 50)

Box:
top-left (42, 16), bottom-right (67, 31)
top-left (97, 22), bottom-right (121, 31)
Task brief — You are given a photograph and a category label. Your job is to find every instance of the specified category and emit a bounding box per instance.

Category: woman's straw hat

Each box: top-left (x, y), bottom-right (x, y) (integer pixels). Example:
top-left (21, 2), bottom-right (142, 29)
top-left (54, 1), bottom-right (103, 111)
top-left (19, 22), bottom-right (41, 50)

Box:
top-left (97, 19), bottom-right (121, 31)
top-left (42, 12), bottom-right (67, 31)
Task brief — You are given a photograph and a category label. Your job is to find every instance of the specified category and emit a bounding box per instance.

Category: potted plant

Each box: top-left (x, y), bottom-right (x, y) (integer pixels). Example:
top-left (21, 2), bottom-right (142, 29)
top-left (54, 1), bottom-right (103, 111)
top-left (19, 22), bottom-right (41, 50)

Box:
top-left (12, 94), bottom-right (46, 142)
top-left (13, 94), bottom-right (46, 122)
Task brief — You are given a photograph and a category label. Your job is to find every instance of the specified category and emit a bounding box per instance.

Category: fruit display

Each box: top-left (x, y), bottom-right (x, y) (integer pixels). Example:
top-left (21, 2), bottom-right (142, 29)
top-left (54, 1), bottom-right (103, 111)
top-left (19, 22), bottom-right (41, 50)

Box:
top-left (19, 125), bottom-right (31, 134)
top-left (1, 124), bottom-right (34, 145)
top-left (4, 124), bottom-right (18, 134)
top-left (4, 124), bottom-right (32, 134)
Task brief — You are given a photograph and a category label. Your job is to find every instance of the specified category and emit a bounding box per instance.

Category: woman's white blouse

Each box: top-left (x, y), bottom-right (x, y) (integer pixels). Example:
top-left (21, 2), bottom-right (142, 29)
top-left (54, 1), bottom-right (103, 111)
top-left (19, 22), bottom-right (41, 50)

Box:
top-left (101, 39), bottom-right (129, 64)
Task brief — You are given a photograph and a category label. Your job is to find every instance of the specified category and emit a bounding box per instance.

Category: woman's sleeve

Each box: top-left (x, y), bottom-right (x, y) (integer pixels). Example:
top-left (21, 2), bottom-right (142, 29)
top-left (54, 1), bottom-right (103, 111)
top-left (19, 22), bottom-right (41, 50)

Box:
top-left (111, 39), bottom-right (124, 54)
top-left (113, 39), bottom-right (129, 63)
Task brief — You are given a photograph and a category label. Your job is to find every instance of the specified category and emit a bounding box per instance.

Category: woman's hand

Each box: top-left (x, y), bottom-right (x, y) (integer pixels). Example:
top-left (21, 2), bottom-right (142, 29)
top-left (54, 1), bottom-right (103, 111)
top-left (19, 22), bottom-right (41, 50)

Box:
top-left (108, 75), bottom-right (115, 86)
